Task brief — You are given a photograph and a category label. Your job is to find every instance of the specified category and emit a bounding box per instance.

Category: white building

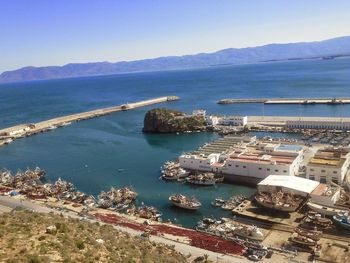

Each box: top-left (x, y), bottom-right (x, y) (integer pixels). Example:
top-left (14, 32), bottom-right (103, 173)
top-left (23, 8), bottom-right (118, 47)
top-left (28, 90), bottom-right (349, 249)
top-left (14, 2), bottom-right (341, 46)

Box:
top-left (306, 148), bottom-right (350, 184)
top-left (219, 116), bottom-right (248, 126)
top-left (205, 115), bottom-right (220, 126)
top-left (257, 175), bottom-right (320, 197)
top-left (179, 153), bottom-right (220, 171)
top-left (286, 119), bottom-right (350, 130)
top-left (179, 142), bottom-right (304, 182)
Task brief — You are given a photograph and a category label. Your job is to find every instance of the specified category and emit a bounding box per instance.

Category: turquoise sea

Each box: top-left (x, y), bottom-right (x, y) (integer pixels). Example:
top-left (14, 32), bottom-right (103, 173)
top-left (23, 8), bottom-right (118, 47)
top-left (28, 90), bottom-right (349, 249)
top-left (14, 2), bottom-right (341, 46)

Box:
top-left (0, 58), bottom-right (349, 227)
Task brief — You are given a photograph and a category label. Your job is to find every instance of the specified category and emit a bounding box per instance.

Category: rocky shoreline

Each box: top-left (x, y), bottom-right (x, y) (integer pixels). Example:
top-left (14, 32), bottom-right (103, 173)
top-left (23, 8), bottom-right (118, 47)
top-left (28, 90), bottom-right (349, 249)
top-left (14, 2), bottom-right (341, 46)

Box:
top-left (143, 108), bottom-right (207, 133)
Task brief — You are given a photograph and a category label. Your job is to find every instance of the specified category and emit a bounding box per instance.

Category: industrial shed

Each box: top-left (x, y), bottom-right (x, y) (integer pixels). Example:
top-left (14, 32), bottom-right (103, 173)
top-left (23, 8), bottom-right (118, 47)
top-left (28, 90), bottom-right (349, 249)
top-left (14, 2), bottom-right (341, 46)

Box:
top-left (257, 175), bottom-right (320, 197)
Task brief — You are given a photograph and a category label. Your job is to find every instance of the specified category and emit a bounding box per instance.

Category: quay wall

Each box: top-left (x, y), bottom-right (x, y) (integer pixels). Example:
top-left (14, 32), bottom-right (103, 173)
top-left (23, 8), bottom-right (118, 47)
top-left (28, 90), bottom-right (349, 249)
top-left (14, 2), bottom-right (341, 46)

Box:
top-left (247, 115), bottom-right (350, 124)
top-left (218, 97), bottom-right (350, 104)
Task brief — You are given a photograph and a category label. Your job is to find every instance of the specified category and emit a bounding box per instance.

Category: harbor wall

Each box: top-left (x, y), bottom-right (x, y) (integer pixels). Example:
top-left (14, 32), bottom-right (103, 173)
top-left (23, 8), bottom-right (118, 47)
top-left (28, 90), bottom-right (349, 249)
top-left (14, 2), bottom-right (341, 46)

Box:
top-left (0, 96), bottom-right (179, 146)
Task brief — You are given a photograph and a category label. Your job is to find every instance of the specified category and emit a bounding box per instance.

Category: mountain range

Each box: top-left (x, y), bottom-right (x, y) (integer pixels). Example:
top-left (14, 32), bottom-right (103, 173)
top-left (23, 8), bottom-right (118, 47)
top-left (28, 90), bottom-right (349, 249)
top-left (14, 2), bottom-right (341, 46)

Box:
top-left (1, 36), bottom-right (350, 84)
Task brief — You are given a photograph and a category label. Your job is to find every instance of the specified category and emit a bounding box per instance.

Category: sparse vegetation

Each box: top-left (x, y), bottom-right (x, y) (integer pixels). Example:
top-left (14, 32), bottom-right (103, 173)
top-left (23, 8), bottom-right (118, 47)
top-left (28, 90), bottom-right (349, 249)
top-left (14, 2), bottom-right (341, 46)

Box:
top-left (0, 210), bottom-right (187, 263)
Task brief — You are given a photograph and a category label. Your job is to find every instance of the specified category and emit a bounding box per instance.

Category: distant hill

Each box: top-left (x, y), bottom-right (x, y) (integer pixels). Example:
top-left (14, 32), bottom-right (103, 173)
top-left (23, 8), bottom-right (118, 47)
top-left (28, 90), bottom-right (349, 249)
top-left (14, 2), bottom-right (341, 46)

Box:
top-left (1, 36), bottom-right (350, 84)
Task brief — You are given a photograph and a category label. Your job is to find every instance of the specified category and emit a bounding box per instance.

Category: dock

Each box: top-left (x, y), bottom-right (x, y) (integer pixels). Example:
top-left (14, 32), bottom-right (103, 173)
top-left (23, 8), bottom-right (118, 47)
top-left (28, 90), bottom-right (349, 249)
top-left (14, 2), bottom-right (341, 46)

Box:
top-left (218, 97), bottom-right (350, 105)
top-left (0, 96), bottom-right (179, 146)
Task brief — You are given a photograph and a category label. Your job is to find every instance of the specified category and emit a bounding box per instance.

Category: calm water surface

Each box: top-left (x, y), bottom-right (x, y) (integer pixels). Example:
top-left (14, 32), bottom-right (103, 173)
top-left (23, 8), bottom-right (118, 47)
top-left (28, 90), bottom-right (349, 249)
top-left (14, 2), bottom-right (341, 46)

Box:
top-left (0, 58), bottom-right (349, 227)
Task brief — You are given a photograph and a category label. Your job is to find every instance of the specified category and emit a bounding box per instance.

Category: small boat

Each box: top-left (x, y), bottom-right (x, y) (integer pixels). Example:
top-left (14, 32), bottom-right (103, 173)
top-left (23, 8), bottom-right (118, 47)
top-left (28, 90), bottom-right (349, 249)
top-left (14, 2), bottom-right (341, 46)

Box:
top-left (295, 227), bottom-right (322, 241)
top-left (169, 194), bottom-right (201, 210)
top-left (333, 212), bottom-right (350, 230)
top-left (211, 197), bottom-right (226, 207)
top-left (307, 201), bottom-right (348, 216)
top-left (289, 234), bottom-right (317, 247)
top-left (302, 212), bottom-right (333, 229)
top-left (186, 174), bottom-right (216, 186)
top-left (61, 121), bottom-right (72, 126)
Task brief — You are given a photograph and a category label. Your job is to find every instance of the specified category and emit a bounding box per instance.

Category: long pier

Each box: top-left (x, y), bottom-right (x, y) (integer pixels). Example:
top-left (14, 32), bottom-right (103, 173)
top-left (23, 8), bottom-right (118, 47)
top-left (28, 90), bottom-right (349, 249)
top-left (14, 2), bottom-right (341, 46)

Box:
top-left (218, 97), bottom-right (350, 105)
top-left (0, 96), bottom-right (179, 146)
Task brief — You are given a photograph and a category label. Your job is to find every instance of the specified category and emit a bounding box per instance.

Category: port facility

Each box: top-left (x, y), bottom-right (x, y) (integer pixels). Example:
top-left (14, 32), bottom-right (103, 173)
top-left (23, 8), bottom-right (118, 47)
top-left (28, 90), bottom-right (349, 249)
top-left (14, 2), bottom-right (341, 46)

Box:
top-left (218, 97), bottom-right (350, 104)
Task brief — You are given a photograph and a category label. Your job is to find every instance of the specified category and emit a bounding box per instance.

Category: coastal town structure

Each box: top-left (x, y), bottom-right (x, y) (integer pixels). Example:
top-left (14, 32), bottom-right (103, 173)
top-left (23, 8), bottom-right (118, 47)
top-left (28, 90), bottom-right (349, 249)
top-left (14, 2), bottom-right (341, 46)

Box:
top-left (286, 119), bottom-right (350, 130)
top-left (305, 148), bottom-right (350, 184)
top-left (179, 136), bottom-right (304, 183)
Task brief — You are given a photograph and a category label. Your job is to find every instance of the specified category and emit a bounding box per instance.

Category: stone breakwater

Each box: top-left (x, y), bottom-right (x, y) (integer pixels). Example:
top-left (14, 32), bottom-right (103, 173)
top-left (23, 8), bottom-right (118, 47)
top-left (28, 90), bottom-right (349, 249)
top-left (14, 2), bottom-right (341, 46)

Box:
top-left (0, 96), bottom-right (180, 146)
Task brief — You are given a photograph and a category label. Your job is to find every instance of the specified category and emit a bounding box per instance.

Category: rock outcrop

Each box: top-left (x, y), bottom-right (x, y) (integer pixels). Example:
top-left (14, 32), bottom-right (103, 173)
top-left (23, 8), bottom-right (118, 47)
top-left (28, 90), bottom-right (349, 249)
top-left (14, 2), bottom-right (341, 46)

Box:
top-left (143, 108), bottom-right (206, 133)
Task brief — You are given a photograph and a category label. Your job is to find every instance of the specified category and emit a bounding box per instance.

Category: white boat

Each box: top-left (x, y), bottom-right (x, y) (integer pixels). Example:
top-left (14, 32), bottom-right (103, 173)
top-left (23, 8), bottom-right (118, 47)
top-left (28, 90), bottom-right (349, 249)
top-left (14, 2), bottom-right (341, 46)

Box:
top-left (307, 201), bottom-right (348, 216)
top-left (4, 139), bottom-right (13, 144)
top-left (61, 121), bottom-right (72, 126)
top-left (169, 194), bottom-right (201, 210)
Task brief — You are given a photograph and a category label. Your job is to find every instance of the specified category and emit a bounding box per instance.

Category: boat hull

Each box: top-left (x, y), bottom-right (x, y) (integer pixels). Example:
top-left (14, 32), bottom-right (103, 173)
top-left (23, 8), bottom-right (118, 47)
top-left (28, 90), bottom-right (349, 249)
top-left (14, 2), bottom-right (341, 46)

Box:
top-left (170, 201), bottom-right (200, 210)
top-left (307, 202), bottom-right (347, 216)
top-left (255, 196), bottom-right (299, 212)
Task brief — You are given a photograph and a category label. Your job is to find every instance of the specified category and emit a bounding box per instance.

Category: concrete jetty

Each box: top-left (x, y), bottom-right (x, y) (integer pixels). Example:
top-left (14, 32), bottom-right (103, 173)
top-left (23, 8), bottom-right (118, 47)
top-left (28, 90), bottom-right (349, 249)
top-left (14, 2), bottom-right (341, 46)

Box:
top-left (218, 97), bottom-right (350, 105)
top-left (0, 96), bottom-right (179, 146)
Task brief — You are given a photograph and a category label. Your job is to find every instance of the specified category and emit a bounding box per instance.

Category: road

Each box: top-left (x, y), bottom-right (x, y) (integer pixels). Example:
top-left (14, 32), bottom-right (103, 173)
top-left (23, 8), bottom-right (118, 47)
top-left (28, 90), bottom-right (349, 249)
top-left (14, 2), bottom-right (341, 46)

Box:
top-left (0, 195), bottom-right (248, 263)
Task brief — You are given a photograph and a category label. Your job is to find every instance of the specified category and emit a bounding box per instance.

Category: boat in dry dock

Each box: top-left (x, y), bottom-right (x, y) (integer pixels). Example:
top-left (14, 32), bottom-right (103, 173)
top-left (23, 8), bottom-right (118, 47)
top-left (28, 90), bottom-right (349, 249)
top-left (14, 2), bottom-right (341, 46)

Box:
top-left (127, 205), bottom-right (162, 221)
top-left (255, 191), bottom-right (304, 212)
top-left (294, 227), bottom-right (322, 241)
top-left (301, 212), bottom-right (333, 229)
top-left (307, 201), bottom-right (348, 216)
top-left (196, 217), bottom-right (265, 241)
top-left (169, 194), bottom-right (202, 210)
top-left (289, 234), bottom-right (317, 247)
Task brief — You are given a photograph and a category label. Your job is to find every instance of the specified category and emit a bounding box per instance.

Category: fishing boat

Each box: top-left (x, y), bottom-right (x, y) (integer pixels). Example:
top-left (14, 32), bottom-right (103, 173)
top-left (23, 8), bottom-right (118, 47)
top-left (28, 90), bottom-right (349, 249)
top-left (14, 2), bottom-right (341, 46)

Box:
top-left (169, 194), bottom-right (201, 210)
top-left (289, 234), bottom-right (317, 247)
top-left (211, 197), bottom-right (226, 207)
top-left (233, 224), bottom-right (265, 241)
top-left (302, 212), bottom-right (333, 229)
top-left (333, 212), bottom-right (350, 230)
top-left (295, 227), bottom-right (322, 241)
top-left (307, 201), bottom-right (348, 216)
top-left (255, 191), bottom-right (303, 212)
top-left (186, 173), bottom-right (216, 186)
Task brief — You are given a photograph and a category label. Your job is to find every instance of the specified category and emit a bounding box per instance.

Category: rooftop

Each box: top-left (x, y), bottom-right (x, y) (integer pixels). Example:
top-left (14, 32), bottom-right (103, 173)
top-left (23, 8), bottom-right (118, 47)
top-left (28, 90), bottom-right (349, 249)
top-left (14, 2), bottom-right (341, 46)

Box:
top-left (258, 175), bottom-right (320, 194)
top-left (229, 153), bottom-right (295, 165)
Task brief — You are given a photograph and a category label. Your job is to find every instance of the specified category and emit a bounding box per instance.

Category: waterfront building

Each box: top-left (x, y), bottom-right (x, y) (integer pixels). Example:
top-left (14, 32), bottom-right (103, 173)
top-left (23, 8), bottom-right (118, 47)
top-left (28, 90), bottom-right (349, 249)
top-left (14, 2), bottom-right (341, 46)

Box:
top-left (179, 141), bottom-right (304, 183)
top-left (286, 119), bottom-right (350, 130)
top-left (219, 116), bottom-right (247, 126)
top-left (305, 148), bottom-right (350, 184)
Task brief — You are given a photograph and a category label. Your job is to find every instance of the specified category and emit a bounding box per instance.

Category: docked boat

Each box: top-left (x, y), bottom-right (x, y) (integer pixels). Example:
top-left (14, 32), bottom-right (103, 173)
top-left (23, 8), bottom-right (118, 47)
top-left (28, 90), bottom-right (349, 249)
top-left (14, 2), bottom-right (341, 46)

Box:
top-left (211, 197), bottom-right (226, 207)
top-left (255, 191), bottom-right (303, 212)
top-left (169, 194), bottom-right (201, 210)
top-left (307, 201), bottom-right (348, 216)
top-left (333, 212), bottom-right (350, 230)
top-left (186, 173), bottom-right (216, 186)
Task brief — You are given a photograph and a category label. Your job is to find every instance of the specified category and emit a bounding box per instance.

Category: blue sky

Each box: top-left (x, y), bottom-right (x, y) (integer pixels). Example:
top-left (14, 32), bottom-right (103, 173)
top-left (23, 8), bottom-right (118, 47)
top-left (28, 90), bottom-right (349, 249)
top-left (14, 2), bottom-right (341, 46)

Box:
top-left (0, 0), bottom-right (349, 73)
